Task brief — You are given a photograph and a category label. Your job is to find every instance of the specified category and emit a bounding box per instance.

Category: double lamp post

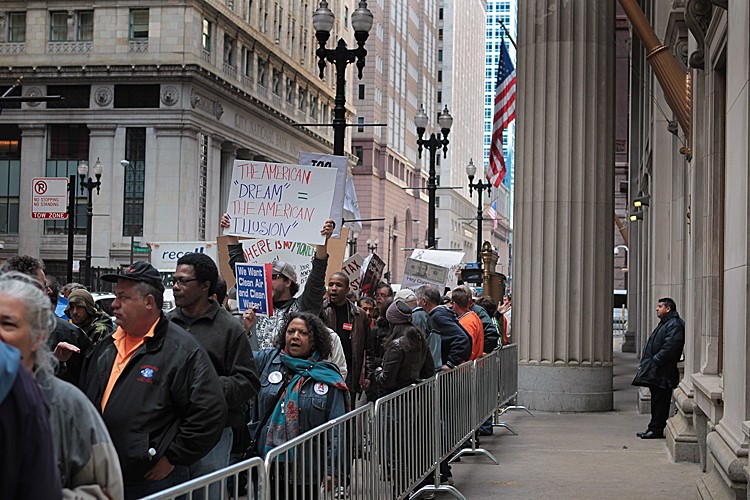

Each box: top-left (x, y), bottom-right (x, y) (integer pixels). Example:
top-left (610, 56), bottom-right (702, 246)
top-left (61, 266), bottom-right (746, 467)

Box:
top-left (77, 158), bottom-right (102, 288)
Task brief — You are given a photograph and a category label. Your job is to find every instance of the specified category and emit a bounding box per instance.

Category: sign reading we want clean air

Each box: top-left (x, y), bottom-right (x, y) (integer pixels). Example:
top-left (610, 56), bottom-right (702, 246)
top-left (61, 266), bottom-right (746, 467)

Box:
top-left (225, 161), bottom-right (338, 245)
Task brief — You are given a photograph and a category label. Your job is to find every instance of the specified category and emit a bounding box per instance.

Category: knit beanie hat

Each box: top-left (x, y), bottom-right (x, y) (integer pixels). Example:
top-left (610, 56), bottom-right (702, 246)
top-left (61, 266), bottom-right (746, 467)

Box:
top-left (386, 300), bottom-right (413, 325)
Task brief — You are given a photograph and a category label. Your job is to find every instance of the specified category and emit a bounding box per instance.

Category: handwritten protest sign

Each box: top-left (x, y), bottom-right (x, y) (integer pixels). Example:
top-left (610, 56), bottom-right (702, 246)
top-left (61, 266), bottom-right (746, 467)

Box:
top-left (358, 253), bottom-right (385, 299)
top-left (235, 263), bottom-right (273, 316)
top-left (401, 258), bottom-right (449, 290)
top-left (340, 254), bottom-right (364, 293)
top-left (409, 249), bottom-right (466, 289)
top-left (225, 161), bottom-right (338, 244)
top-left (298, 152), bottom-right (347, 239)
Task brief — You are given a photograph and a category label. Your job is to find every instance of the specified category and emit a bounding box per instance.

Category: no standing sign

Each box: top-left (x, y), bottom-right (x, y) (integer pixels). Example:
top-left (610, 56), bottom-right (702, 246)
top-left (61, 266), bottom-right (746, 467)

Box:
top-left (31, 177), bottom-right (69, 220)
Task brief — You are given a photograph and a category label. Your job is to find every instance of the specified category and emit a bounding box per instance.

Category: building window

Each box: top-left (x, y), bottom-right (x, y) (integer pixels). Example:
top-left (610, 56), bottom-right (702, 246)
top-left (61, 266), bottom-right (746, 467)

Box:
top-left (114, 85), bottom-right (160, 108)
top-left (49, 12), bottom-right (68, 42)
top-left (357, 116), bottom-right (365, 132)
top-left (344, 6), bottom-right (349, 28)
top-left (257, 59), bottom-right (268, 86)
top-left (129, 9), bottom-right (149, 40)
top-left (8, 12), bottom-right (26, 43)
top-left (198, 134), bottom-right (208, 240)
top-left (358, 84), bottom-right (365, 99)
top-left (123, 128), bottom-right (145, 238)
top-left (298, 87), bottom-right (307, 111)
top-left (242, 47), bottom-right (253, 76)
top-left (223, 34), bottom-right (235, 66)
top-left (310, 95), bottom-right (318, 119)
top-left (0, 125), bottom-right (21, 234)
top-left (286, 78), bottom-right (295, 104)
top-left (272, 69), bottom-right (281, 95)
top-left (354, 146), bottom-right (363, 166)
top-left (45, 125), bottom-right (90, 234)
top-left (77, 11), bottom-right (93, 41)
top-left (202, 19), bottom-right (212, 52)
top-left (46, 85), bottom-right (91, 109)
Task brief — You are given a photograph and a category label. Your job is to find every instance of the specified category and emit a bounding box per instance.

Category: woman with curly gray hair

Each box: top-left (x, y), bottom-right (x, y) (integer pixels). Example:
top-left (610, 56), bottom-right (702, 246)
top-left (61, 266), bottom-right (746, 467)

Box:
top-left (0, 273), bottom-right (124, 499)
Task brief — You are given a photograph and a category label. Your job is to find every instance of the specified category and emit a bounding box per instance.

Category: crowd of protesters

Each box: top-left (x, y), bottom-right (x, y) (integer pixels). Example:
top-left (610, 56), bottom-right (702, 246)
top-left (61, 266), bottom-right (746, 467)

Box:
top-left (0, 216), bottom-right (513, 500)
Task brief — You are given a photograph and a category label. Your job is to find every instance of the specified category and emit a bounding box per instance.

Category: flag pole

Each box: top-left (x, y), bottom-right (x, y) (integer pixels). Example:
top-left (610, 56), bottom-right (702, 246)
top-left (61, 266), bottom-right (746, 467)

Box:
top-left (498, 18), bottom-right (517, 50)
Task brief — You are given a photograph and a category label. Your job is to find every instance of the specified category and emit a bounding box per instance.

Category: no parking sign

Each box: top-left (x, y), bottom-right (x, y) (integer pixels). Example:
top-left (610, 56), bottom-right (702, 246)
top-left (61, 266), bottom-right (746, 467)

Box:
top-left (31, 177), bottom-right (69, 219)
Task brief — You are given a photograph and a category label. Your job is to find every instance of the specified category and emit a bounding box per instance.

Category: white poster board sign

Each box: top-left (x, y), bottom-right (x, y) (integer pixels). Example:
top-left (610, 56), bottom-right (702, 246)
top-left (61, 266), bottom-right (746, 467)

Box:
top-left (340, 254), bottom-right (365, 293)
top-left (225, 161), bottom-right (338, 244)
top-left (409, 249), bottom-right (466, 289)
top-left (240, 239), bottom-right (317, 298)
top-left (298, 152), bottom-right (348, 238)
top-left (401, 258), bottom-right (450, 290)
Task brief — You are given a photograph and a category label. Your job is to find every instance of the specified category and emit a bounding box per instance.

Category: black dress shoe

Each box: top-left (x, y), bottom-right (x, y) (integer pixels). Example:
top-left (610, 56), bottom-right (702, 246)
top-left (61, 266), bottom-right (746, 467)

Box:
top-left (639, 430), bottom-right (664, 439)
top-left (636, 430), bottom-right (649, 438)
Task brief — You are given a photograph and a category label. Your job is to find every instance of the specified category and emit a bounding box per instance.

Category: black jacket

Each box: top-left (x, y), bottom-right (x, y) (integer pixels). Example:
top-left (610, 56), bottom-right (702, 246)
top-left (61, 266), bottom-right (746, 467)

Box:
top-left (377, 335), bottom-right (434, 395)
top-left (49, 317), bottom-right (92, 386)
top-left (428, 305), bottom-right (472, 367)
top-left (80, 313), bottom-right (227, 483)
top-left (168, 300), bottom-right (260, 427)
top-left (321, 300), bottom-right (374, 393)
top-left (639, 311), bottom-right (685, 389)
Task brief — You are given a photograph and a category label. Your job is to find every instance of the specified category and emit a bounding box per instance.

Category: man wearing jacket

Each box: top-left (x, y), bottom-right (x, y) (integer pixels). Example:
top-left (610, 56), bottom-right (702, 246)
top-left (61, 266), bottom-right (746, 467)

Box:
top-left (321, 272), bottom-right (374, 397)
top-left (416, 285), bottom-right (472, 371)
top-left (66, 289), bottom-right (115, 345)
top-left (634, 297), bottom-right (685, 440)
top-left (80, 261), bottom-right (227, 499)
top-left (167, 253), bottom-right (260, 488)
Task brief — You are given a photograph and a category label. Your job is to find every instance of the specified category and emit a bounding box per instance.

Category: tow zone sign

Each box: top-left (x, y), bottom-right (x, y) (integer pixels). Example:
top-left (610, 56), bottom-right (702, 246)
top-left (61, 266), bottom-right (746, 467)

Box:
top-left (31, 177), bottom-right (69, 220)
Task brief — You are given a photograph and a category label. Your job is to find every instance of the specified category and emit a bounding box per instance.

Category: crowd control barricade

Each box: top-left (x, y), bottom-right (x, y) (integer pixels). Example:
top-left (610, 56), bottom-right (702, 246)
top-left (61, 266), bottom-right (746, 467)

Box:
top-left (494, 343), bottom-right (533, 435)
top-left (372, 377), bottom-right (436, 499)
top-left (263, 403), bottom-right (374, 500)
top-left (141, 456), bottom-right (266, 500)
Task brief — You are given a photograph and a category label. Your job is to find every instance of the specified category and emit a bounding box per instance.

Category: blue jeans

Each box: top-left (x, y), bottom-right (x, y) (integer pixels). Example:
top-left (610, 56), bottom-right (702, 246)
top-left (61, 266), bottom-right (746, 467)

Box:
top-left (188, 427), bottom-right (233, 500)
top-left (478, 417), bottom-right (494, 435)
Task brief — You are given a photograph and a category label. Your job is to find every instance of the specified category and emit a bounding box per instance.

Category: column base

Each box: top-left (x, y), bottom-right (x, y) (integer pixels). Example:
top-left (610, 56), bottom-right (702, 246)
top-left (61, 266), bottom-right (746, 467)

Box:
top-left (696, 431), bottom-right (747, 499)
top-left (667, 385), bottom-right (699, 463)
top-left (518, 364), bottom-right (613, 412)
top-left (637, 386), bottom-right (651, 414)
top-left (622, 330), bottom-right (636, 352)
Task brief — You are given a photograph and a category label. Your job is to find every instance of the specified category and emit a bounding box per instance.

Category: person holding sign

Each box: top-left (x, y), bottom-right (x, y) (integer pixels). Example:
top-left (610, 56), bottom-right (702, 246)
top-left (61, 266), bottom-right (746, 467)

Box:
top-left (251, 312), bottom-right (349, 496)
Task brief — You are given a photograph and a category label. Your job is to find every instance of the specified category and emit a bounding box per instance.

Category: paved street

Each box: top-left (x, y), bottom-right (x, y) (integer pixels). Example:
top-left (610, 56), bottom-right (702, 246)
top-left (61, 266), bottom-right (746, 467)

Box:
top-left (446, 338), bottom-right (701, 499)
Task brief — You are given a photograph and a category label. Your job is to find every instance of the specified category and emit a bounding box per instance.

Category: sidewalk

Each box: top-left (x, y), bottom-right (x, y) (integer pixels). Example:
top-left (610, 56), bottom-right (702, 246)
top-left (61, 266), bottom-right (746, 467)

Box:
top-left (445, 338), bottom-right (702, 499)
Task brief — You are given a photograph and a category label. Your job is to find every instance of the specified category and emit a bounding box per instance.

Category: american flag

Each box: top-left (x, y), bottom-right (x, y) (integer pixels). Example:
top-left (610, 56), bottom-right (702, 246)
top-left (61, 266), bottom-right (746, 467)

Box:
top-left (487, 40), bottom-right (516, 188)
top-left (487, 200), bottom-right (498, 230)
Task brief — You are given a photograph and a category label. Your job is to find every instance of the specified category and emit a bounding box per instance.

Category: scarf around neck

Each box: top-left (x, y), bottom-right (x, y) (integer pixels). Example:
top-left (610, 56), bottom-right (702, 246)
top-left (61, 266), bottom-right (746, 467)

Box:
top-left (263, 351), bottom-right (351, 456)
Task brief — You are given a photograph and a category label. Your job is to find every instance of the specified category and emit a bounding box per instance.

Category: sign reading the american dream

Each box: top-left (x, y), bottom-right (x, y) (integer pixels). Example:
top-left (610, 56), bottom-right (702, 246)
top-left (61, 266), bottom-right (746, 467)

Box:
top-left (225, 161), bottom-right (338, 244)
top-left (235, 262), bottom-right (273, 316)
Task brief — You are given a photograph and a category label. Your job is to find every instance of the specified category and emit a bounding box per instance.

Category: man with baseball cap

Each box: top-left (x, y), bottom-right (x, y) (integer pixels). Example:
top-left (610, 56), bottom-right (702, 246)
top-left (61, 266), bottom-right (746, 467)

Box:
top-left (80, 261), bottom-right (227, 499)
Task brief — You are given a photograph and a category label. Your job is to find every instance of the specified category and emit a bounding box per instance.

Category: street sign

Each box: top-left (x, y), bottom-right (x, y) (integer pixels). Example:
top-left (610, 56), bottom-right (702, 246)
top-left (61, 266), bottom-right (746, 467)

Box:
top-left (31, 177), bottom-right (69, 220)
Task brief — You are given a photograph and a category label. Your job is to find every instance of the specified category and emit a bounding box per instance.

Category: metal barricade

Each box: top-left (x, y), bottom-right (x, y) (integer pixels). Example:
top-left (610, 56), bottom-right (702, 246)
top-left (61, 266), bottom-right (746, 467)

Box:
top-left (263, 404), bottom-right (374, 500)
top-left (494, 343), bottom-right (533, 435)
top-left (372, 377), bottom-right (436, 499)
top-left (141, 456), bottom-right (266, 500)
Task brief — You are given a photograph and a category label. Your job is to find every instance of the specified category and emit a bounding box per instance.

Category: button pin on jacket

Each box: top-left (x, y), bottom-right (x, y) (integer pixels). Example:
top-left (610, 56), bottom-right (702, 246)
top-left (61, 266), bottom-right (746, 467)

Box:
top-left (148, 448), bottom-right (156, 460)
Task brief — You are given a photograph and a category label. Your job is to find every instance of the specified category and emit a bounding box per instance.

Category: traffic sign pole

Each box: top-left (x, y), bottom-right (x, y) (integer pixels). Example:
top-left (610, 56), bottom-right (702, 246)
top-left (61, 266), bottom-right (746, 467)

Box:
top-left (66, 175), bottom-right (76, 284)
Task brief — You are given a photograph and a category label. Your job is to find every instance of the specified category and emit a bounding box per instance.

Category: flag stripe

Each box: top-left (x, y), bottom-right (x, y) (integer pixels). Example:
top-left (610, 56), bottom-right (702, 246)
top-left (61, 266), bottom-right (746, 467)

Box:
top-left (487, 41), bottom-right (516, 189)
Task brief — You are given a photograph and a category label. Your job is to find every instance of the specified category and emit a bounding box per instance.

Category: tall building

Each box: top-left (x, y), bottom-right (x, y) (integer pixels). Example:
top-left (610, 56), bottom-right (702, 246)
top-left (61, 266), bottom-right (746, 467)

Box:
top-left (351, 0), bottom-right (439, 283)
top-left (483, 0), bottom-right (517, 277)
top-left (0, 0), bottom-right (353, 277)
top-left (433, 0), bottom-right (486, 261)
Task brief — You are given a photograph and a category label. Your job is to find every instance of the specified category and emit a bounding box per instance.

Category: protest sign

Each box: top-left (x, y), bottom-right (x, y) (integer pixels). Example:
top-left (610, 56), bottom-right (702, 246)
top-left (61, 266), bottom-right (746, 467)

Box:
top-left (409, 249), bottom-right (466, 289)
top-left (401, 258), bottom-right (449, 290)
top-left (298, 152), bottom-right (347, 238)
top-left (225, 160), bottom-right (338, 244)
top-left (235, 262), bottom-right (273, 316)
top-left (340, 253), bottom-right (365, 293)
top-left (358, 253), bottom-right (385, 299)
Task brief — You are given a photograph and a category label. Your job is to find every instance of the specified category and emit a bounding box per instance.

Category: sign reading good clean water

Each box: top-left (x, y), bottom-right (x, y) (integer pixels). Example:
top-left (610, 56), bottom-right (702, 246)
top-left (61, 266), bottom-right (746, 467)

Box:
top-left (235, 262), bottom-right (273, 316)
top-left (225, 161), bottom-right (338, 245)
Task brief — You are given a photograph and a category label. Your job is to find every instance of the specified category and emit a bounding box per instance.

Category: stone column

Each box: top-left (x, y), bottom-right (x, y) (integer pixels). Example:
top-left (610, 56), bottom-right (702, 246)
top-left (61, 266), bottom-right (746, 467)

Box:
top-left (87, 125), bottom-right (117, 268)
top-left (514, 1), bottom-right (614, 411)
top-left (218, 142), bottom-right (237, 225)
top-left (18, 124), bottom-right (46, 258)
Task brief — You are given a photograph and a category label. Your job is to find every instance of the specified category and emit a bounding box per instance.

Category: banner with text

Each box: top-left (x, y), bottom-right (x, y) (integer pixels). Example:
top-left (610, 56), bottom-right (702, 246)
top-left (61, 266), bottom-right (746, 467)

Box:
top-left (235, 262), bottom-right (273, 316)
top-left (226, 161), bottom-right (338, 244)
top-left (298, 152), bottom-right (347, 238)
top-left (402, 258), bottom-right (450, 290)
top-left (408, 249), bottom-right (466, 290)
top-left (358, 253), bottom-right (385, 299)
top-left (340, 254), bottom-right (365, 293)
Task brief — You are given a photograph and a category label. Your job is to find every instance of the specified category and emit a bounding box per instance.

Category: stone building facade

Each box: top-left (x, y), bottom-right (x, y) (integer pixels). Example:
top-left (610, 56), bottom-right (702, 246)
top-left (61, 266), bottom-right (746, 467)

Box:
top-left (0, 0), bottom-right (353, 275)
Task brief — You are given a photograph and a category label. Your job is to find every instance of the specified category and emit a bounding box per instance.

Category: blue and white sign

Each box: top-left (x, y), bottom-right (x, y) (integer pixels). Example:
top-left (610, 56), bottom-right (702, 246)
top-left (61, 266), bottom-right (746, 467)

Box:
top-left (235, 262), bottom-right (273, 316)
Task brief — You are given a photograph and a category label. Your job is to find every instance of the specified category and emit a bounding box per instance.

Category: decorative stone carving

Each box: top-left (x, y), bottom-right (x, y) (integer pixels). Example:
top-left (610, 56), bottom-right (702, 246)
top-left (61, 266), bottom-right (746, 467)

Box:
top-left (214, 103), bottom-right (224, 119)
top-left (161, 86), bottom-right (179, 106)
top-left (190, 90), bottom-right (201, 109)
top-left (708, 0), bottom-right (727, 9)
top-left (685, 0), bottom-right (713, 70)
top-left (673, 38), bottom-right (689, 68)
top-left (94, 87), bottom-right (112, 107)
top-left (24, 87), bottom-right (42, 107)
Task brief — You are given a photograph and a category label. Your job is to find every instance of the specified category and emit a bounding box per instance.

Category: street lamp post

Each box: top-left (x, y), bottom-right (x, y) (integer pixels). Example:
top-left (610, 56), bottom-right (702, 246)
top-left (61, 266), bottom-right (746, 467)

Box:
top-left (313, 1), bottom-right (373, 156)
top-left (367, 238), bottom-right (378, 254)
top-left (466, 158), bottom-right (493, 266)
top-left (347, 235), bottom-right (358, 257)
top-left (414, 104), bottom-right (453, 249)
top-left (78, 158), bottom-right (103, 289)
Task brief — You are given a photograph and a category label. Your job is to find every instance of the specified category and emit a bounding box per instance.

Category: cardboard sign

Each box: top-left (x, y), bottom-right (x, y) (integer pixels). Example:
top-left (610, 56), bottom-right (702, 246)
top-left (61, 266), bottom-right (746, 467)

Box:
top-left (409, 249), bottom-right (466, 289)
top-left (340, 254), bottom-right (365, 293)
top-left (358, 253), bottom-right (385, 299)
top-left (402, 258), bottom-right (450, 290)
top-left (298, 152), bottom-right (348, 238)
top-left (235, 263), bottom-right (273, 316)
top-left (225, 160), bottom-right (338, 244)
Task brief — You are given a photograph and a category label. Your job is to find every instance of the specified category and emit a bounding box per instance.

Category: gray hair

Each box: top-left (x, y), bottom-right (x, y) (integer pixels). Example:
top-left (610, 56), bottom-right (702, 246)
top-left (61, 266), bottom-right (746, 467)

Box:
top-left (0, 272), bottom-right (57, 376)
top-left (416, 284), bottom-right (441, 306)
top-left (134, 281), bottom-right (164, 310)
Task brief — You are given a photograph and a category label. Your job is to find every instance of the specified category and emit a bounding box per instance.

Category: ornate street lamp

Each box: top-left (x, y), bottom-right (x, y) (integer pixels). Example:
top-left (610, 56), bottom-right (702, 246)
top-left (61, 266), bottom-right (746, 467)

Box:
top-left (78, 158), bottom-right (103, 288)
top-left (367, 238), bottom-right (378, 254)
top-left (313, 0), bottom-right (373, 156)
top-left (415, 104), bottom-right (453, 249)
top-left (466, 158), bottom-right (493, 267)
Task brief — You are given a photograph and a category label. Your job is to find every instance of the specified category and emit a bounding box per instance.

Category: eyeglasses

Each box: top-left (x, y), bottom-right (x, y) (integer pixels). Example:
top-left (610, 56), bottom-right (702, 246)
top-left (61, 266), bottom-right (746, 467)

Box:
top-left (272, 274), bottom-right (285, 280)
top-left (374, 293), bottom-right (390, 299)
top-left (173, 278), bottom-right (198, 287)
